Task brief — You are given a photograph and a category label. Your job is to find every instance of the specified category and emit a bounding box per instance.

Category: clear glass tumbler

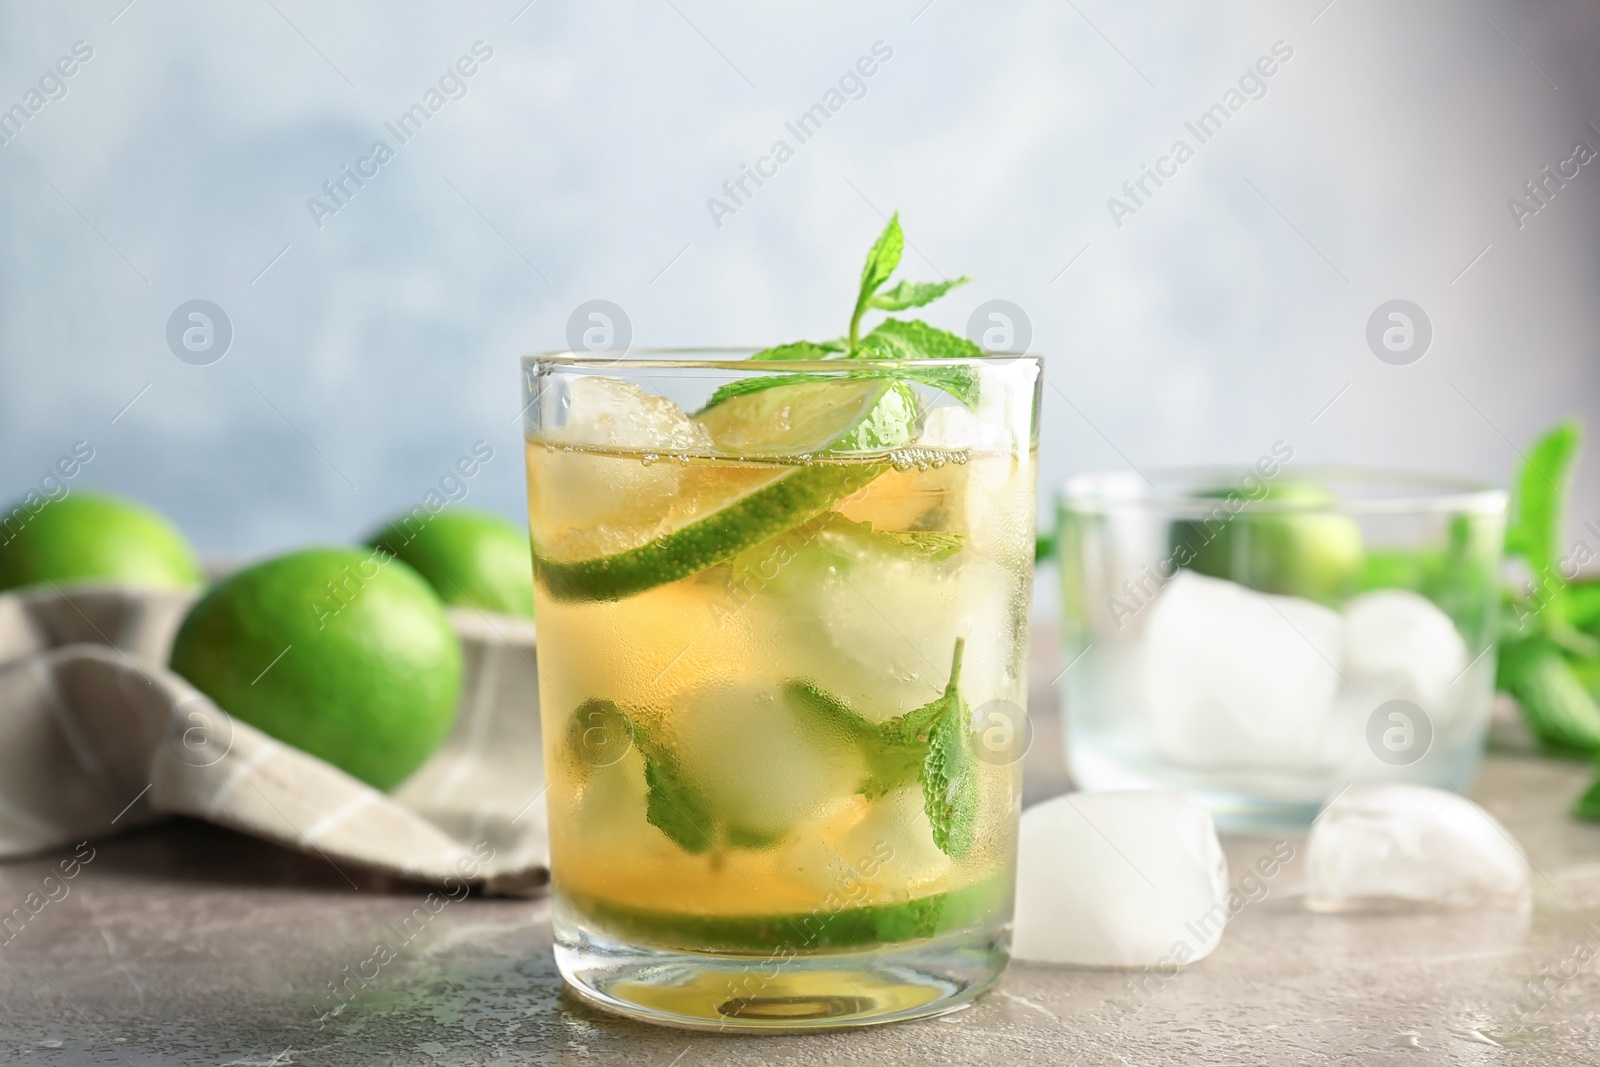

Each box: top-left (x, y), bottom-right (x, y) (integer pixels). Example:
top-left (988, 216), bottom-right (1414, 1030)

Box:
top-left (522, 351), bottom-right (1041, 1030)
top-left (1056, 466), bottom-right (1506, 829)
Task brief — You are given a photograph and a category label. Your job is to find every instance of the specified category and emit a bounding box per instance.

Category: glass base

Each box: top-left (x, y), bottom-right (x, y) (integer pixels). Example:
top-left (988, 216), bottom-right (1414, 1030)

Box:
top-left (555, 918), bottom-right (1010, 1032)
top-left (1067, 734), bottom-right (1485, 832)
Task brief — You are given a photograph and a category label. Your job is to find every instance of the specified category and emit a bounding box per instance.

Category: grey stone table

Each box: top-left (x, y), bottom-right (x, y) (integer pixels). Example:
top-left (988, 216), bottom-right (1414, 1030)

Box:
top-left (3, 632), bottom-right (1600, 1066)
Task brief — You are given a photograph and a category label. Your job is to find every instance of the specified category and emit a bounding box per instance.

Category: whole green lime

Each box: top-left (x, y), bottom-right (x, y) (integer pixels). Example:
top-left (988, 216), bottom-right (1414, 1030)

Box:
top-left (1172, 481), bottom-right (1363, 603)
top-left (366, 509), bottom-right (533, 618)
top-left (169, 548), bottom-right (462, 790)
top-left (0, 491), bottom-right (203, 593)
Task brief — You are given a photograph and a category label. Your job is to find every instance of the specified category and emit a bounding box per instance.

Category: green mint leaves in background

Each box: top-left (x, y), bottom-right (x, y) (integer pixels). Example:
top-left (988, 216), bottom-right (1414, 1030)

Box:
top-left (1495, 420), bottom-right (1600, 817)
top-left (707, 213), bottom-right (989, 413)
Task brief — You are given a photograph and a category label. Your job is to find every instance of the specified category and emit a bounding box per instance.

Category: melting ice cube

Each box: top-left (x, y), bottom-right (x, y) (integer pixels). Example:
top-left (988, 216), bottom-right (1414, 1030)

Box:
top-left (1305, 784), bottom-right (1531, 911)
top-left (542, 375), bottom-right (712, 451)
top-left (534, 376), bottom-right (712, 541)
top-left (1012, 791), bottom-right (1230, 967)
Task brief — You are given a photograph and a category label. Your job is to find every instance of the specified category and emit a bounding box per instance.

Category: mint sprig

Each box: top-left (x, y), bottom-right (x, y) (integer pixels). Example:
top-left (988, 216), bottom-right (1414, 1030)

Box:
top-left (1494, 420), bottom-right (1600, 819)
top-left (712, 213), bottom-right (985, 412)
top-left (787, 639), bottom-right (979, 858)
top-left (850, 213), bottom-right (908, 348)
top-left (567, 703), bottom-right (780, 854)
top-left (1505, 421), bottom-right (1582, 631)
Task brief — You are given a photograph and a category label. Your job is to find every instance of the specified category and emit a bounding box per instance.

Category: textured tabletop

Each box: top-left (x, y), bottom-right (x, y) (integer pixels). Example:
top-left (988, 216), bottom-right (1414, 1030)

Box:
top-left (2, 633), bottom-right (1599, 1066)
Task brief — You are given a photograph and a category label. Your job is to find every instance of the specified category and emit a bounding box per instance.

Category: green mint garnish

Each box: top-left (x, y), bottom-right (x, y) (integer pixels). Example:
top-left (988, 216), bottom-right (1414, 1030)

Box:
top-left (920, 639), bottom-right (979, 859)
top-left (868, 277), bottom-right (972, 313)
top-left (787, 639), bottom-right (978, 858)
top-left (850, 212), bottom-right (908, 348)
top-left (750, 340), bottom-right (844, 362)
top-left (707, 213), bottom-right (985, 413)
top-left (635, 730), bottom-right (718, 854)
top-left (566, 702), bottom-right (781, 854)
top-left (568, 647), bottom-right (982, 854)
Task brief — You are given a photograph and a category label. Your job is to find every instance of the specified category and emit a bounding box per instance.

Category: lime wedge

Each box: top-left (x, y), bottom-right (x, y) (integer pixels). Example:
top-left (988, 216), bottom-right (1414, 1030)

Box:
top-left (533, 378), bottom-right (917, 602)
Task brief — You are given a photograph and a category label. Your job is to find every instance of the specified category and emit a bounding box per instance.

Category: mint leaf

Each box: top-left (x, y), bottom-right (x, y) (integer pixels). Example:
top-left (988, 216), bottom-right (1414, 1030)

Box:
top-left (563, 700), bottom-right (721, 853)
top-left (1571, 580), bottom-right (1600, 637)
top-left (785, 680), bottom-right (926, 799)
top-left (636, 732), bottom-right (718, 854)
top-left (856, 318), bottom-right (985, 361)
top-left (751, 341), bottom-right (843, 362)
top-left (785, 680), bottom-right (880, 747)
top-left (869, 527), bottom-right (966, 561)
top-left (1499, 639), bottom-right (1600, 753)
top-left (851, 213), bottom-right (904, 347)
top-left (717, 216), bottom-right (993, 414)
top-left (786, 637), bottom-right (979, 822)
top-left (922, 639), bottom-right (978, 858)
top-left (868, 276), bottom-right (971, 311)
top-left (1574, 766), bottom-right (1600, 822)
top-left (826, 516), bottom-right (965, 561)
top-left (1505, 421), bottom-right (1581, 622)
top-left (852, 320), bottom-right (987, 409)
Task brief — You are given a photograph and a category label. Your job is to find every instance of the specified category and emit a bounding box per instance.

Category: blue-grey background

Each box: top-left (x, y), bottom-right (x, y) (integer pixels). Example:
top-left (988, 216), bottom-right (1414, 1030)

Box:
top-left (2, 0), bottom-right (1598, 605)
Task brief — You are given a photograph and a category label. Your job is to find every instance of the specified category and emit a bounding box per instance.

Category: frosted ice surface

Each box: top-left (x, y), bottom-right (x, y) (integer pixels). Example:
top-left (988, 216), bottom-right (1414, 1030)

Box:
top-left (1342, 590), bottom-right (1469, 713)
top-left (670, 682), bottom-right (862, 840)
top-left (535, 377), bottom-right (711, 537)
top-left (918, 404), bottom-right (1011, 452)
top-left (1013, 791), bottom-right (1230, 967)
top-left (1306, 784), bottom-right (1531, 911)
top-left (1143, 570), bottom-right (1342, 767)
top-left (543, 375), bottom-right (712, 451)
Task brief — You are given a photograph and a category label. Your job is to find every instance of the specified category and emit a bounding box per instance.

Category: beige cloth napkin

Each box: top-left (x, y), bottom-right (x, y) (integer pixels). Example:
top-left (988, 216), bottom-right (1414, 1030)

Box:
top-left (0, 586), bottom-right (547, 894)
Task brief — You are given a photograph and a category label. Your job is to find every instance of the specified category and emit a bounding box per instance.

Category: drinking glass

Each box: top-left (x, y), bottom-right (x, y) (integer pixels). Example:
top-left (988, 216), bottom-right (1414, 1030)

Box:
top-left (523, 351), bottom-right (1042, 1030)
top-left (1056, 466), bottom-right (1506, 829)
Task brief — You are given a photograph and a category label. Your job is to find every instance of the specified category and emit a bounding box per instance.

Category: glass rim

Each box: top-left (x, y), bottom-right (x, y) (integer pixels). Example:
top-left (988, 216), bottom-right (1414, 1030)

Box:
top-left (1058, 465), bottom-right (1507, 517)
top-left (522, 348), bottom-right (1044, 371)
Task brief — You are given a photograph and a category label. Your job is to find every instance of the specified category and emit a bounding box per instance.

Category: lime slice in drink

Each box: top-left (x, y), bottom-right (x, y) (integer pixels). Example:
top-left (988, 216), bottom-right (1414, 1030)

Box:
top-left (533, 378), bottom-right (917, 602)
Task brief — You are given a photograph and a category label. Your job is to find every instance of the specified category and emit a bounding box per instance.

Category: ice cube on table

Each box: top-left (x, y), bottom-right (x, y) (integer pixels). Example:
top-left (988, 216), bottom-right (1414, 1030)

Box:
top-left (1143, 570), bottom-right (1343, 768)
top-left (1342, 590), bottom-right (1469, 713)
top-left (1306, 784), bottom-right (1531, 911)
top-left (1012, 791), bottom-right (1230, 967)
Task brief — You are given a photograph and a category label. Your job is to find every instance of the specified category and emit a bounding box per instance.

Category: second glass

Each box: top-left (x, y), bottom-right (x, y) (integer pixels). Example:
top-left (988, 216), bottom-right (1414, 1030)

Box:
top-left (1057, 466), bottom-right (1506, 829)
top-left (523, 351), bottom-right (1041, 1030)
